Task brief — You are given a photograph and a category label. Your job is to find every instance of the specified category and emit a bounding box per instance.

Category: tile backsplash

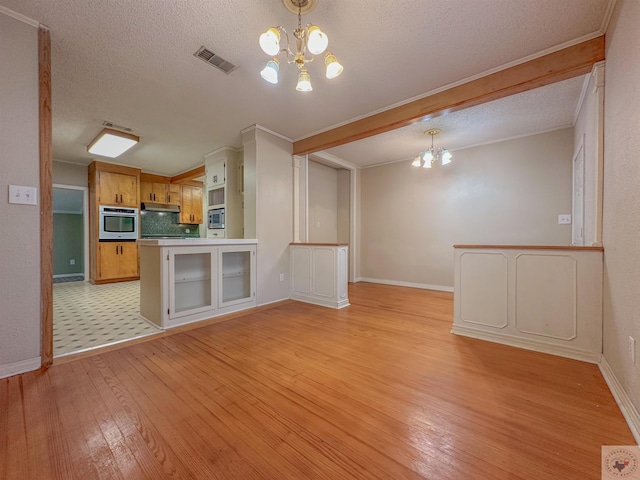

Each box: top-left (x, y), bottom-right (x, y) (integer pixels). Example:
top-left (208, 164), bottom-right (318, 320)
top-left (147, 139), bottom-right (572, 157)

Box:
top-left (140, 211), bottom-right (200, 237)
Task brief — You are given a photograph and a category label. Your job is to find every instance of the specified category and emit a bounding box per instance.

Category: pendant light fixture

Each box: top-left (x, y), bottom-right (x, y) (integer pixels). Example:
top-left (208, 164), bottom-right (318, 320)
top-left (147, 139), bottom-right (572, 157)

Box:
top-left (412, 129), bottom-right (453, 168)
top-left (259, 0), bottom-right (343, 91)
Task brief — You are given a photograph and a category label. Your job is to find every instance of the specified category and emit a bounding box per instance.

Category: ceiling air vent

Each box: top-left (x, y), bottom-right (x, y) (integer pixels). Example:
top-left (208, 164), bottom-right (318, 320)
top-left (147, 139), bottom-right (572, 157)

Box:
top-left (194, 46), bottom-right (237, 74)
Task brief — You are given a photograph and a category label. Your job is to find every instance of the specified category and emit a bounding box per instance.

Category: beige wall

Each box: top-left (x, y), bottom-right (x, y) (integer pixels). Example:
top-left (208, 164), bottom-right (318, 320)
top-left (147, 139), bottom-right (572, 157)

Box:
top-left (53, 160), bottom-right (88, 187)
top-left (602, 0), bottom-right (640, 422)
top-left (308, 160), bottom-right (338, 243)
top-left (254, 128), bottom-right (293, 305)
top-left (360, 128), bottom-right (573, 288)
top-left (337, 169), bottom-right (350, 245)
top-left (0, 13), bottom-right (40, 370)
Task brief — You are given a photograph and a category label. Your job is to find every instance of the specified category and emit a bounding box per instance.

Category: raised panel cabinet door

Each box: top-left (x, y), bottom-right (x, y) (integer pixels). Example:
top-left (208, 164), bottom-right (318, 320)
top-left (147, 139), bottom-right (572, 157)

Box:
top-left (98, 242), bottom-right (123, 280)
top-left (118, 242), bottom-right (139, 278)
top-left (166, 184), bottom-right (181, 206)
top-left (207, 160), bottom-right (226, 187)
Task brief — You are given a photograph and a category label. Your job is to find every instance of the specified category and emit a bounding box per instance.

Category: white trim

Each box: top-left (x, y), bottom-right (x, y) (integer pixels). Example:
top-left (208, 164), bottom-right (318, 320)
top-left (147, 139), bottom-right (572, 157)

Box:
top-left (0, 6), bottom-right (39, 27)
top-left (599, 356), bottom-right (640, 445)
top-left (294, 31), bottom-right (605, 143)
top-left (358, 277), bottom-right (454, 293)
top-left (451, 324), bottom-right (602, 363)
top-left (204, 145), bottom-right (242, 159)
top-left (600, 0), bottom-right (618, 34)
top-left (53, 184), bottom-right (90, 281)
top-left (310, 151), bottom-right (359, 170)
top-left (257, 297), bottom-right (290, 307)
top-left (290, 297), bottom-right (350, 310)
top-left (241, 124), bottom-right (293, 143)
top-left (0, 357), bottom-right (41, 379)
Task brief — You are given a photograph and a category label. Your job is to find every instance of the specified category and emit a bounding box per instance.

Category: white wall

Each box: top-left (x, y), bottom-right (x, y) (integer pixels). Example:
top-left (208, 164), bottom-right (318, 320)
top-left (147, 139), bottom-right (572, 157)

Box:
top-left (0, 12), bottom-right (41, 374)
top-left (53, 160), bottom-right (88, 187)
top-left (602, 0), bottom-right (640, 427)
top-left (246, 127), bottom-right (293, 305)
top-left (574, 65), bottom-right (604, 246)
top-left (308, 160), bottom-right (338, 243)
top-left (360, 128), bottom-right (573, 288)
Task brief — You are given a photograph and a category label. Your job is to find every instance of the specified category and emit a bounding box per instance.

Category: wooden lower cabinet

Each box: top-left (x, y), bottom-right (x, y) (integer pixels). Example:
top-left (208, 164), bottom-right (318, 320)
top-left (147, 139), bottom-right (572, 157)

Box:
top-left (98, 242), bottom-right (139, 281)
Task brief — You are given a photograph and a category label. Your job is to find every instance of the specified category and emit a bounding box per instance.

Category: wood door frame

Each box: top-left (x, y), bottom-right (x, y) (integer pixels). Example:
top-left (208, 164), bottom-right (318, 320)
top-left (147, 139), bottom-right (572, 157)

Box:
top-left (39, 25), bottom-right (53, 367)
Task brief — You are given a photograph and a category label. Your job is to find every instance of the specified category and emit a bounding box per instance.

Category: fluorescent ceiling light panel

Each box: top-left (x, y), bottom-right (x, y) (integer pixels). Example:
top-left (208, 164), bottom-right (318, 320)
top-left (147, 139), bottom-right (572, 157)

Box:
top-left (87, 128), bottom-right (139, 158)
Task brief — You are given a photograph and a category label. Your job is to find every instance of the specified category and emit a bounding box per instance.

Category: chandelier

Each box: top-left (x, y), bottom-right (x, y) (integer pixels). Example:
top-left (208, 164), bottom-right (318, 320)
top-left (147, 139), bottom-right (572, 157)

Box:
top-left (259, 0), bottom-right (343, 92)
top-left (412, 129), bottom-right (453, 168)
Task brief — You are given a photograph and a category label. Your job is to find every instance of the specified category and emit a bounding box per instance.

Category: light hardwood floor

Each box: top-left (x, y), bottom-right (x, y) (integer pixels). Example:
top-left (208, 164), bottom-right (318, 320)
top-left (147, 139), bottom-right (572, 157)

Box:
top-left (1, 283), bottom-right (634, 479)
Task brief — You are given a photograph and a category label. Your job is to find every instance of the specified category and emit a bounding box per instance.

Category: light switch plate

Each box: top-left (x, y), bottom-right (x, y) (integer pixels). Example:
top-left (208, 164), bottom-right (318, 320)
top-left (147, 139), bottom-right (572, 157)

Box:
top-left (558, 214), bottom-right (572, 225)
top-left (9, 185), bottom-right (38, 205)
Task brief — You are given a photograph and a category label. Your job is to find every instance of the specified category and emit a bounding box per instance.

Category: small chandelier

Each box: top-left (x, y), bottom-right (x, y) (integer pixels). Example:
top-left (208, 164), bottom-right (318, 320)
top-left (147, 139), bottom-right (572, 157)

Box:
top-left (412, 129), bottom-right (453, 168)
top-left (259, 0), bottom-right (343, 92)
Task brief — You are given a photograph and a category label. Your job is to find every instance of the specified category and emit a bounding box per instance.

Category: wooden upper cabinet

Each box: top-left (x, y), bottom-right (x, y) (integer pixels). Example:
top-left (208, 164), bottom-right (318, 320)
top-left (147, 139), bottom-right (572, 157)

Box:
top-left (166, 184), bottom-right (181, 206)
top-left (180, 185), bottom-right (203, 224)
top-left (141, 182), bottom-right (168, 204)
top-left (98, 171), bottom-right (138, 207)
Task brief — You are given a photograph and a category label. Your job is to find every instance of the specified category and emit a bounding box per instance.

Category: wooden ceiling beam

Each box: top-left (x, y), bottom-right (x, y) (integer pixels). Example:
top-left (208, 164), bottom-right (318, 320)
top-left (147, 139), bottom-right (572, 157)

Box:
top-left (170, 165), bottom-right (205, 184)
top-left (292, 35), bottom-right (605, 156)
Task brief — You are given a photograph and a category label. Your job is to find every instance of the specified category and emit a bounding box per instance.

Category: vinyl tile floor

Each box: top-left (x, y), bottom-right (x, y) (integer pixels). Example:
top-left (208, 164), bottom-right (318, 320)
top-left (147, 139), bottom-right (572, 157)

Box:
top-left (53, 280), bottom-right (161, 357)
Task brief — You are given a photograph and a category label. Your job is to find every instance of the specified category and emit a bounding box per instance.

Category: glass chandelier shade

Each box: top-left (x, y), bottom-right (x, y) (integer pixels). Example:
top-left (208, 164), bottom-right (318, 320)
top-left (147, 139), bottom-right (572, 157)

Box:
top-left (259, 1), bottom-right (342, 91)
top-left (412, 130), bottom-right (453, 168)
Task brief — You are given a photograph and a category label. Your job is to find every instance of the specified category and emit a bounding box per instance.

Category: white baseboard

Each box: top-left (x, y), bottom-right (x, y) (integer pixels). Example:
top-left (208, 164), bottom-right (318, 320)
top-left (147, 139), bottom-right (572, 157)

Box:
top-left (258, 297), bottom-right (291, 307)
top-left (451, 324), bottom-right (602, 364)
top-left (290, 295), bottom-right (350, 310)
top-left (0, 356), bottom-right (41, 379)
top-left (357, 277), bottom-right (454, 293)
top-left (599, 356), bottom-right (640, 445)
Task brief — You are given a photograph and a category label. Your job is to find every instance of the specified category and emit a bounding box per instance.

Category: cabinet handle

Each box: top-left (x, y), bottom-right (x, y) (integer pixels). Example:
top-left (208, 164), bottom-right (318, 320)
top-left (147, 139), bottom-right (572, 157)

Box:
top-left (120, 245), bottom-right (123, 254)
top-left (115, 194), bottom-right (118, 203)
top-left (120, 194), bottom-right (123, 203)
top-left (153, 193), bottom-right (156, 201)
top-left (167, 194), bottom-right (170, 202)
top-left (116, 245), bottom-right (119, 255)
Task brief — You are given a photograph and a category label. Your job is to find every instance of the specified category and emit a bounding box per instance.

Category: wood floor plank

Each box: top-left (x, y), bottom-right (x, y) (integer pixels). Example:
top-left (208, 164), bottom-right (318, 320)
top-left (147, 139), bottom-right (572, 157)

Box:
top-left (2, 283), bottom-right (635, 479)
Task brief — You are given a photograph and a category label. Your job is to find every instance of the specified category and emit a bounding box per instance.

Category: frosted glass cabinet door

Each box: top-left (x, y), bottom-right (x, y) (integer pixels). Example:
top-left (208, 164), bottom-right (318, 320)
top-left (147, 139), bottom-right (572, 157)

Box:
top-left (168, 247), bottom-right (216, 319)
top-left (219, 245), bottom-right (256, 307)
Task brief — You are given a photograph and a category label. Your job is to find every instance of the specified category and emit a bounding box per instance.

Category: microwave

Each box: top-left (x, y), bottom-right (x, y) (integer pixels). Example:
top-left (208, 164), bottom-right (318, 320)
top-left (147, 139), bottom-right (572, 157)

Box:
top-left (208, 207), bottom-right (225, 229)
top-left (99, 206), bottom-right (138, 241)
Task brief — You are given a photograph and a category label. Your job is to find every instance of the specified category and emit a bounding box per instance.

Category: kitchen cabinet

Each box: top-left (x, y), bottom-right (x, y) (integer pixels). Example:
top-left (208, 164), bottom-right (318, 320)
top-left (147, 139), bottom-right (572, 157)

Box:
top-left (140, 182), bottom-right (182, 205)
top-left (180, 185), bottom-right (203, 224)
top-left (141, 182), bottom-right (167, 203)
top-left (139, 239), bottom-right (257, 329)
top-left (97, 171), bottom-right (138, 207)
top-left (206, 159), bottom-right (226, 187)
top-left (89, 161), bottom-right (141, 284)
top-left (98, 241), bottom-right (139, 281)
top-left (166, 184), bottom-right (181, 206)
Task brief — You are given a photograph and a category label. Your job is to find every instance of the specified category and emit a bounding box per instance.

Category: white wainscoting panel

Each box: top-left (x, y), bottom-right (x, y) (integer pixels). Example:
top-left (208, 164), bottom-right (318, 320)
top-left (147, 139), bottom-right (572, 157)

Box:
top-left (515, 254), bottom-right (577, 340)
top-left (453, 246), bottom-right (603, 362)
top-left (290, 244), bottom-right (350, 309)
top-left (459, 252), bottom-right (508, 328)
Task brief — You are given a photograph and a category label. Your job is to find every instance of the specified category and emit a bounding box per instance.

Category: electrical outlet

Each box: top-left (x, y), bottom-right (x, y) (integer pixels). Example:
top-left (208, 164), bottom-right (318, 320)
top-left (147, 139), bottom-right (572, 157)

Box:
top-left (279, 273), bottom-right (284, 281)
top-left (630, 336), bottom-right (636, 364)
top-left (69, 259), bottom-right (75, 265)
top-left (558, 214), bottom-right (572, 225)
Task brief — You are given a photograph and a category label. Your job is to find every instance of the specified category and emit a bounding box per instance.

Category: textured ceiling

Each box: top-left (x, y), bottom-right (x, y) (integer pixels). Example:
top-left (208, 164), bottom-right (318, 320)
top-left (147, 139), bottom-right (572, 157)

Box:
top-left (0, 0), bottom-right (612, 174)
top-left (326, 75), bottom-right (588, 167)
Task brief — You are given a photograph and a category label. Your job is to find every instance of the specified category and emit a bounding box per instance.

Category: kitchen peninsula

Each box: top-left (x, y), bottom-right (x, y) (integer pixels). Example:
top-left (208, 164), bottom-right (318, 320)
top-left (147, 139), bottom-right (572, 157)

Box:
top-left (139, 238), bottom-right (257, 329)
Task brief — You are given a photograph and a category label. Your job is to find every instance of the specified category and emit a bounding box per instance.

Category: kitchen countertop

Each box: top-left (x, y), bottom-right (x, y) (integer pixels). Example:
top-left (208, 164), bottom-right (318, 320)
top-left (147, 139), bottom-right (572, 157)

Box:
top-left (138, 238), bottom-right (258, 246)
